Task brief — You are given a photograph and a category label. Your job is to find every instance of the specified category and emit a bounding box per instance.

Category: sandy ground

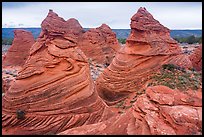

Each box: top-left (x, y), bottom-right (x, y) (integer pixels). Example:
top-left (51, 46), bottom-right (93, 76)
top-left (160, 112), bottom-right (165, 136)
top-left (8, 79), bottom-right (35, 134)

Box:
top-left (2, 45), bottom-right (11, 54)
top-left (179, 43), bottom-right (200, 55)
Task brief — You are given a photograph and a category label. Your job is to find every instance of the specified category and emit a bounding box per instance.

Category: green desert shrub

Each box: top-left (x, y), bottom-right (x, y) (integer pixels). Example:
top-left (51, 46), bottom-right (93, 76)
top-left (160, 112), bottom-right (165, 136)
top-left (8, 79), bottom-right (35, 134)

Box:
top-left (173, 35), bottom-right (202, 44)
top-left (2, 38), bottom-right (13, 45)
top-left (150, 65), bottom-right (202, 91)
top-left (118, 38), bottom-right (126, 44)
top-left (162, 64), bottom-right (177, 71)
top-left (115, 100), bottom-right (124, 108)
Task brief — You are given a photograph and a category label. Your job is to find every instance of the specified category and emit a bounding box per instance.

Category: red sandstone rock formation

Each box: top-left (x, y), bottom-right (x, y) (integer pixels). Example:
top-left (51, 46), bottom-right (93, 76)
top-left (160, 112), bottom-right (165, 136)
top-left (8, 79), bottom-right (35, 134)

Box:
top-left (2, 77), bottom-right (14, 93)
top-left (96, 7), bottom-right (193, 105)
top-left (2, 29), bottom-right (35, 94)
top-left (189, 44), bottom-right (202, 71)
top-left (41, 9), bottom-right (84, 43)
top-left (41, 9), bottom-right (120, 65)
top-left (59, 85), bottom-right (202, 135)
top-left (78, 24), bottom-right (120, 65)
top-left (2, 78), bottom-right (7, 93)
top-left (2, 10), bottom-right (114, 135)
top-left (2, 29), bottom-right (35, 68)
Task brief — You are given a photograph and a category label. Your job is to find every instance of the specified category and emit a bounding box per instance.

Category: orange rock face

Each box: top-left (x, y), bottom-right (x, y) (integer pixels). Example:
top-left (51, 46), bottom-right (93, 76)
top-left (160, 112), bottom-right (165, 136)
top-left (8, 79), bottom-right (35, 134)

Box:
top-left (2, 10), bottom-right (114, 135)
top-left (2, 29), bottom-right (35, 68)
top-left (59, 86), bottom-right (202, 135)
top-left (78, 24), bottom-right (120, 65)
top-left (96, 7), bottom-right (193, 105)
top-left (189, 44), bottom-right (202, 71)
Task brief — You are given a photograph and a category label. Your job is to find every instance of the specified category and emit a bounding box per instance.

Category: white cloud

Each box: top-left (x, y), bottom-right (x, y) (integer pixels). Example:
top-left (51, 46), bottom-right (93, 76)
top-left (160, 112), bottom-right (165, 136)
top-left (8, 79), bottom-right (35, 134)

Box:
top-left (2, 2), bottom-right (202, 29)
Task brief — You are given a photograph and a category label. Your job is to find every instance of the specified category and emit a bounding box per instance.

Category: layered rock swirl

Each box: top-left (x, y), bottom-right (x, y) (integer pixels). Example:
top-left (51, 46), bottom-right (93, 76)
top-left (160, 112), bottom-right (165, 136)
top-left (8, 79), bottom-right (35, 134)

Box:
top-left (59, 86), bottom-right (202, 135)
top-left (2, 10), bottom-right (113, 135)
top-left (78, 24), bottom-right (120, 65)
top-left (96, 7), bottom-right (193, 105)
top-left (2, 29), bottom-right (35, 68)
top-left (189, 44), bottom-right (202, 71)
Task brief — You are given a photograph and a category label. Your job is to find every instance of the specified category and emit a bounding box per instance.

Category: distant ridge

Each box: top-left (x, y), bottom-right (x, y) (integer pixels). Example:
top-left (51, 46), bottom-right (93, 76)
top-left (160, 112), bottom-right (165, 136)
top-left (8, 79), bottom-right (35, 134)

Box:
top-left (2, 28), bottom-right (202, 39)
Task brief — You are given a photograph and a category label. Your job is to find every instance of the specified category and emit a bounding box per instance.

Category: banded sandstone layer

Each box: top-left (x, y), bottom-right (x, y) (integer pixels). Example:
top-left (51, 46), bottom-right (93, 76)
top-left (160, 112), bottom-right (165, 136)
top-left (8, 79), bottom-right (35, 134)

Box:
top-left (96, 7), bottom-right (193, 105)
top-left (2, 10), bottom-right (114, 135)
top-left (59, 86), bottom-right (202, 135)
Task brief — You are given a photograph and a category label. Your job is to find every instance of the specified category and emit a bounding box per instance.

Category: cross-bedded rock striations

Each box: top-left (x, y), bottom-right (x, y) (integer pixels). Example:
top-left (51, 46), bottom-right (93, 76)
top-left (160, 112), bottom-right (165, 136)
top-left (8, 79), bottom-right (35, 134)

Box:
top-left (2, 29), bottom-right (35, 67)
top-left (59, 85), bottom-right (202, 135)
top-left (78, 24), bottom-right (120, 65)
top-left (2, 10), bottom-right (114, 135)
top-left (96, 7), bottom-right (193, 105)
top-left (189, 44), bottom-right (202, 71)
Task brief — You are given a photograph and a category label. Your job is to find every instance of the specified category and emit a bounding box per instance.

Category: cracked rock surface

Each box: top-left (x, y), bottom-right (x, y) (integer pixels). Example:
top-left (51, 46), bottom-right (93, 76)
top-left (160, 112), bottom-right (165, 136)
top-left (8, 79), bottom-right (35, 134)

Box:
top-left (59, 85), bottom-right (202, 135)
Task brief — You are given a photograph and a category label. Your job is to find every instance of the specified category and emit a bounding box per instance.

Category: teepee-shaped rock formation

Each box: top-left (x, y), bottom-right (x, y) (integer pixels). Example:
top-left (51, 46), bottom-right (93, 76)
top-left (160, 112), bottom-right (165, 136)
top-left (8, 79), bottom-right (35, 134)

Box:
top-left (2, 29), bottom-right (35, 68)
top-left (78, 24), bottom-right (120, 65)
top-left (189, 44), bottom-right (202, 71)
top-left (41, 10), bottom-right (84, 43)
top-left (2, 29), bottom-right (35, 94)
top-left (96, 7), bottom-right (193, 105)
top-left (2, 10), bottom-right (114, 135)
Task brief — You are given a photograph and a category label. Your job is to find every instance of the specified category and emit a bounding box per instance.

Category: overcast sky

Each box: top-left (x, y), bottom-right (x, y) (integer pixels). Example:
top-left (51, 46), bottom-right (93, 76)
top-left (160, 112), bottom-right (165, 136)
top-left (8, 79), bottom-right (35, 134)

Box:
top-left (2, 2), bottom-right (202, 29)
